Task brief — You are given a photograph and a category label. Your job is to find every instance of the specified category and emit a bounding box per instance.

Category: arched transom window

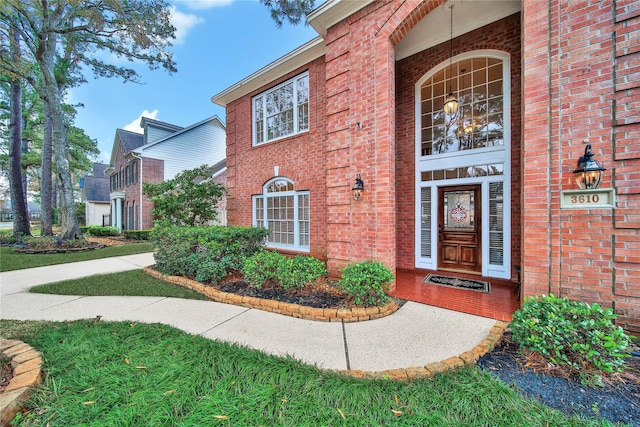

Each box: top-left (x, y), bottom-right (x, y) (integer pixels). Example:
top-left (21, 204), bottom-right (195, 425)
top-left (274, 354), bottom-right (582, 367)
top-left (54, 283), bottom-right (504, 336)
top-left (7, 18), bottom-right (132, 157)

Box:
top-left (253, 178), bottom-right (310, 251)
top-left (420, 56), bottom-right (504, 156)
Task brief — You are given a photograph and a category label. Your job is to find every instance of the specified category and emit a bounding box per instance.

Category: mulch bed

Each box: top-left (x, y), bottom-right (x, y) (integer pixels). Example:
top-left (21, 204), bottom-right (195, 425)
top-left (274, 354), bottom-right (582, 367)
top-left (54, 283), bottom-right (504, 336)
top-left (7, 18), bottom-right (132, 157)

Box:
top-left (214, 274), bottom-right (351, 309)
top-left (84, 236), bottom-right (142, 246)
top-left (478, 333), bottom-right (640, 426)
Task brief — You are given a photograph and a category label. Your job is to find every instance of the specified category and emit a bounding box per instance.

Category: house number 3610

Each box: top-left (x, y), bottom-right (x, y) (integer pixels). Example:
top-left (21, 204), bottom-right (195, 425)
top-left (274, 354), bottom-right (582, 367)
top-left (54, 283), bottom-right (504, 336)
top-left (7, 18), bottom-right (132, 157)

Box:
top-left (570, 194), bottom-right (599, 204)
top-left (561, 189), bottom-right (614, 209)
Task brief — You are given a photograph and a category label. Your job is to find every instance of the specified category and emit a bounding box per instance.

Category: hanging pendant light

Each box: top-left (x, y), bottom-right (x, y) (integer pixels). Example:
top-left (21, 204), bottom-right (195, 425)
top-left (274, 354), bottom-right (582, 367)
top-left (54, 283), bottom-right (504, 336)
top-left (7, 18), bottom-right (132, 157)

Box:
top-left (443, 4), bottom-right (458, 116)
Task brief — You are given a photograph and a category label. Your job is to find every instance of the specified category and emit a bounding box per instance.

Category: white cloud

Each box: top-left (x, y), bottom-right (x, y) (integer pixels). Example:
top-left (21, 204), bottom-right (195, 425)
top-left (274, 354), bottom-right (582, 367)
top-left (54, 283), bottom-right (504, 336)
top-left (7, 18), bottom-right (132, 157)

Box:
top-left (171, 7), bottom-right (205, 45)
top-left (98, 151), bottom-right (112, 164)
top-left (173, 0), bottom-right (236, 10)
top-left (123, 109), bottom-right (160, 133)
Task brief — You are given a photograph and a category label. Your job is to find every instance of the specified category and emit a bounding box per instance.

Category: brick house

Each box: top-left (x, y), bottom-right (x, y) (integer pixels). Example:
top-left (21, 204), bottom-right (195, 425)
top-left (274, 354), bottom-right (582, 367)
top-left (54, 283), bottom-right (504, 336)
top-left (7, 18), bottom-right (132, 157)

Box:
top-left (106, 116), bottom-right (227, 230)
top-left (212, 0), bottom-right (639, 331)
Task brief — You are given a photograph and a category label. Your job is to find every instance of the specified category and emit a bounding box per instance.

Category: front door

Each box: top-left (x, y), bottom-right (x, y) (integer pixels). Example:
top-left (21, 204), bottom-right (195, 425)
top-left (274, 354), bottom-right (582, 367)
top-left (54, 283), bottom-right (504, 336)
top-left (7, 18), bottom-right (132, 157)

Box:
top-left (438, 185), bottom-right (481, 273)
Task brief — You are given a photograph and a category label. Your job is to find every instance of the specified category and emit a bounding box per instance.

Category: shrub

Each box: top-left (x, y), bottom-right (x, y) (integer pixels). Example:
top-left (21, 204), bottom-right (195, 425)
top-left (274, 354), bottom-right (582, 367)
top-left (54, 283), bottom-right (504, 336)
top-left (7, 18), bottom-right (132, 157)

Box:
top-left (14, 236), bottom-right (89, 251)
top-left (0, 231), bottom-right (21, 245)
top-left (278, 255), bottom-right (327, 291)
top-left (124, 230), bottom-right (152, 240)
top-left (85, 226), bottom-right (119, 236)
top-left (242, 249), bottom-right (284, 289)
top-left (338, 260), bottom-right (394, 307)
top-left (242, 251), bottom-right (328, 290)
top-left (510, 294), bottom-right (632, 373)
top-left (152, 226), bottom-right (268, 282)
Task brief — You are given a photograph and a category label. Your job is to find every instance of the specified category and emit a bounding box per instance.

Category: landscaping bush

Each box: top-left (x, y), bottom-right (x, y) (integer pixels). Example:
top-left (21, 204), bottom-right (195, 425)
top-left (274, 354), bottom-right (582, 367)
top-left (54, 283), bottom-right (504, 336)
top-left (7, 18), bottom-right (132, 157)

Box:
top-left (0, 231), bottom-right (21, 246)
top-left (338, 260), bottom-right (394, 307)
top-left (124, 230), bottom-right (152, 240)
top-left (242, 249), bottom-right (284, 289)
top-left (242, 251), bottom-right (328, 290)
top-left (278, 255), bottom-right (327, 291)
top-left (152, 226), bottom-right (268, 282)
top-left (85, 225), bottom-right (120, 236)
top-left (510, 294), bottom-right (632, 374)
top-left (14, 236), bottom-right (89, 251)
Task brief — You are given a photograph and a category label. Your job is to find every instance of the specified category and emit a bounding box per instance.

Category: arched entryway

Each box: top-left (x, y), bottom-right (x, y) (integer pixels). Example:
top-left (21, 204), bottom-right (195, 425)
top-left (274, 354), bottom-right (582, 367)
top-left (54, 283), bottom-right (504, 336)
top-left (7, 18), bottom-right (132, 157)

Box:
top-left (415, 50), bottom-right (511, 279)
top-left (391, 6), bottom-right (522, 321)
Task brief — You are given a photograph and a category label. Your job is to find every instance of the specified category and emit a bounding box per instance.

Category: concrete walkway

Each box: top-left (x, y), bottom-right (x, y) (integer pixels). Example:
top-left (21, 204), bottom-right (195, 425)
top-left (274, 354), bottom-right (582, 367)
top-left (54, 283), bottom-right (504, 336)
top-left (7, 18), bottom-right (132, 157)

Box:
top-left (0, 254), bottom-right (501, 374)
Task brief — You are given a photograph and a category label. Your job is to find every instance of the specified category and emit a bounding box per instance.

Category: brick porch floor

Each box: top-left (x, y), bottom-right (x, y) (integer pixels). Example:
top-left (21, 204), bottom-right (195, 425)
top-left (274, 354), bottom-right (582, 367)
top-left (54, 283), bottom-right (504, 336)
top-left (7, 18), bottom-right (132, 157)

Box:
top-left (390, 269), bottom-right (520, 322)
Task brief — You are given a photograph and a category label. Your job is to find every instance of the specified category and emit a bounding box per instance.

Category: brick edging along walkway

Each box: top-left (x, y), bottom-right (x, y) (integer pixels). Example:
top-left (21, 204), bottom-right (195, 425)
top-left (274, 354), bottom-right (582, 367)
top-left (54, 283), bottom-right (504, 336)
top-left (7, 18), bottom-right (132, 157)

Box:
top-left (143, 267), bottom-right (400, 322)
top-left (143, 267), bottom-right (508, 380)
top-left (341, 321), bottom-right (507, 380)
top-left (0, 340), bottom-right (42, 426)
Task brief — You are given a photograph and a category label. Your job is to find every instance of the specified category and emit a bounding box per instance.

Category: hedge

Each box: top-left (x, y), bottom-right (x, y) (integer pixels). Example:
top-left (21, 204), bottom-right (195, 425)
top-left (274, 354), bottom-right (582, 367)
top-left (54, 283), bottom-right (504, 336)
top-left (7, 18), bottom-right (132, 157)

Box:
top-left (151, 226), bottom-right (269, 283)
top-left (124, 230), bottom-right (152, 240)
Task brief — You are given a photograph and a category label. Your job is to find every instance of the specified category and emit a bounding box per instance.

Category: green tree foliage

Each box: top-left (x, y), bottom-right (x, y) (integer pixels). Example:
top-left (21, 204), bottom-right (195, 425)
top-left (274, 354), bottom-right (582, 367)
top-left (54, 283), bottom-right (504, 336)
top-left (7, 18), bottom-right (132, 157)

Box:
top-left (0, 82), bottom-right (98, 233)
top-left (0, 0), bottom-right (177, 240)
top-left (143, 165), bottom-right (227, 227)
top-left (259, 0), bottom-right (315, 27)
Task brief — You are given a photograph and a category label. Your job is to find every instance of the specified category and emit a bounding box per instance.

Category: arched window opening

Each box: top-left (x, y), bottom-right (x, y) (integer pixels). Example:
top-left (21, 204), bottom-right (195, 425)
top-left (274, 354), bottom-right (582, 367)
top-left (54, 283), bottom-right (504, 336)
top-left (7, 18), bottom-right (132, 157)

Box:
top-left (420, 56), bottom-right (504, 156)
top-left (253, 178), bottom-right (310, 251)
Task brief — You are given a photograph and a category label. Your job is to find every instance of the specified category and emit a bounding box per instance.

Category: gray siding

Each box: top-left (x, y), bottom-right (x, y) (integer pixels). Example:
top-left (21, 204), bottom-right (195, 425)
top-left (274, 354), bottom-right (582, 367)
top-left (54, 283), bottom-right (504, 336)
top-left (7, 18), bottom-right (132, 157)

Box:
top-left (140, 120), bottom-right (226, 180)
top-left (146, 127), bottom-right (176, 144)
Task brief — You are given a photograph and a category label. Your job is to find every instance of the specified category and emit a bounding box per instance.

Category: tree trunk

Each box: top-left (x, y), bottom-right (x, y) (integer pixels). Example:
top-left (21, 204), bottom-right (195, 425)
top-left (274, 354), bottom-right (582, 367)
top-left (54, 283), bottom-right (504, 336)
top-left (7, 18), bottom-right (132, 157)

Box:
top-left (8, 29), bottom-right (31, 237)
top-left (20, 137), bottom-right (29, 219)
top-left (46, 87), bottom-right (80, 240)
top-left (37, 22), bottom-right (80, 241)
top-left (40, 104), bottom-right (53, 236)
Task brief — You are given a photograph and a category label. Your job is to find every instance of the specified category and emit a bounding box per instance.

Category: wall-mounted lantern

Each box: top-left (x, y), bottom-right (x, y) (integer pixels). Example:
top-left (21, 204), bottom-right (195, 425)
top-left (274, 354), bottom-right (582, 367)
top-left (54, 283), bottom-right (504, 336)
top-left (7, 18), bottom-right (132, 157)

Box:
top-left (352, 174), bottom-right (364, 201)
top-left (573, 144), bottom-right (606, 190)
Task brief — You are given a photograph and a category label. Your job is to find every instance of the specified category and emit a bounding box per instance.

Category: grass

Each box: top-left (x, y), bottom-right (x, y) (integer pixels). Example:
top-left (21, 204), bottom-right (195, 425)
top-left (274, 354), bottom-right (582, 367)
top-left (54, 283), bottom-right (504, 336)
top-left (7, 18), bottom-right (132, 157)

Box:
top-left (1, 320), bottom-right (614, 427)
top-left (0, 243), bottom-right (154, 272)
top-left (29, 270), bottom-right (208, 300)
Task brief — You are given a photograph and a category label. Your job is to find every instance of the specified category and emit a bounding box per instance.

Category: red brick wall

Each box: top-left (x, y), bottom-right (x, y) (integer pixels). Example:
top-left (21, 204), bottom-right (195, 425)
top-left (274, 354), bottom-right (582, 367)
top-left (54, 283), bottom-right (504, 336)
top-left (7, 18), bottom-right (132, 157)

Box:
top-left (140, 157), bottom-right (164, 229)
top-left (225, 57), bottom-right (328, 260)
top-left (395, 13), bottom-right (522, 275)
top-left (110, 146), bottom-right (137, 230)
top-left (522, 0), bottom-right (640, 332)
top-left (213, 170), bottom-right (227, 212)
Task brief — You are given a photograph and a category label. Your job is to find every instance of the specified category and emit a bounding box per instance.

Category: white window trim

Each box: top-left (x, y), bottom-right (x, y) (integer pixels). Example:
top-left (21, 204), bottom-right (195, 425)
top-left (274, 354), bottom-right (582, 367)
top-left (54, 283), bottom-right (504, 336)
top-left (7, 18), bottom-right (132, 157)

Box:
top-left (413, 50), bottom-right (511, 279)
top-left (253, 178), bottom-right (310, 252)
top-left (252, 72), bottom-right (309, 146)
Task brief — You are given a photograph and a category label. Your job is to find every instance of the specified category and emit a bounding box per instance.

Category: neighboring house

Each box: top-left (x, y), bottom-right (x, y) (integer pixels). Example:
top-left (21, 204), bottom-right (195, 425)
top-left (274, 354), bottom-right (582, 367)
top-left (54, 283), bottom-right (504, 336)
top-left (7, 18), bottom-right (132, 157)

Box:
top-left (212, 0), bottom-right (640, 332)
top-left (106, 116), bottom-right (227, 231)
top-left (80, 163), bottom-right (110, 226)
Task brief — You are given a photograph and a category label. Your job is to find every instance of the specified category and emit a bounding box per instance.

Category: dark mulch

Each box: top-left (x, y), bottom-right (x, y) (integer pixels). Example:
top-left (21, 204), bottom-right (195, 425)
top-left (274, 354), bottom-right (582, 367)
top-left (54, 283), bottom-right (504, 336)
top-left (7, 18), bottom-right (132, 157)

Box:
top-left (214, 276), bottom-right (349, 309)
top-left (478, 333), bottom-right (640, 426)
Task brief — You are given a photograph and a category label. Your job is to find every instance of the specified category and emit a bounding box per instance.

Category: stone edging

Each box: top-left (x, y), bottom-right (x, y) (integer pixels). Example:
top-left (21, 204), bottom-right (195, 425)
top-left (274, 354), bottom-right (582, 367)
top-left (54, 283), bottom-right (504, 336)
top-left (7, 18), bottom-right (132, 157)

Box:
top-left (340, 321), bottom-right (508, 380)
top-left (0, 340), bottom-right (43, 426)
top-left (143, 267), bottom-right (400, 322)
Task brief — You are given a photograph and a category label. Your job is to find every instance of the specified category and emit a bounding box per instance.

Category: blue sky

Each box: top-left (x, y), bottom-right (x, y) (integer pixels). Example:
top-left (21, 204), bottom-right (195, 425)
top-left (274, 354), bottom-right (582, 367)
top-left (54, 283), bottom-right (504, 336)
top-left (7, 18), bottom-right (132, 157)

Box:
top-left (69, 0), bottom-right (318, 164)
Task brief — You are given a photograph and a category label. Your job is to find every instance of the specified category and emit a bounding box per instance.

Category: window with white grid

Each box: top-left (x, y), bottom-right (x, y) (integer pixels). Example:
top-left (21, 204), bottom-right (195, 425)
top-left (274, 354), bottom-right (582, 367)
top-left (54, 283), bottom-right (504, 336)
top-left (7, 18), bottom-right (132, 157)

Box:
top-left (253, 72), bottom-right (309, 145)
top-left (253, 178), bottom-right (309, 251)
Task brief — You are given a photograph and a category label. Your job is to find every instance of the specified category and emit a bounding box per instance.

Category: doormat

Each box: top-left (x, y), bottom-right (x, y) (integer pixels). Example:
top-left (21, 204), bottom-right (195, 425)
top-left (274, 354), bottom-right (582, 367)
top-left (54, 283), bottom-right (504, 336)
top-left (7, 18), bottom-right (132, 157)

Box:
top-left (423, 274), bottom-right (491, 293)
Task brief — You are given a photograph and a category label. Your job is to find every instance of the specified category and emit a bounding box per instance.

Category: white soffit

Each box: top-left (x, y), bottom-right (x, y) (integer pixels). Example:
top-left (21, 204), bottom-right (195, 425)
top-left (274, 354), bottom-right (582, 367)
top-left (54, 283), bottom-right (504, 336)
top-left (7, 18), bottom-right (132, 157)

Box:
top-left (307, 0), bottom-right (375, 37)
top-left (395, 0), bottom-right (522, 61)
top-left (211, 37), bottom-right (325, 107)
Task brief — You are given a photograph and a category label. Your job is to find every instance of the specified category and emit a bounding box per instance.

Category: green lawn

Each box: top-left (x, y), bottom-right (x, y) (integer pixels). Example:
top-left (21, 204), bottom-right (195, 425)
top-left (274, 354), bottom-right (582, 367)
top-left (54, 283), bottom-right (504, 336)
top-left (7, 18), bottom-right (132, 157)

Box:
top-left (0, 320), bottom-right (610, 427)
top-left (0, 243), bottom-right (154, 272)
top-left (30, 269), bottom-right (207, 300)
